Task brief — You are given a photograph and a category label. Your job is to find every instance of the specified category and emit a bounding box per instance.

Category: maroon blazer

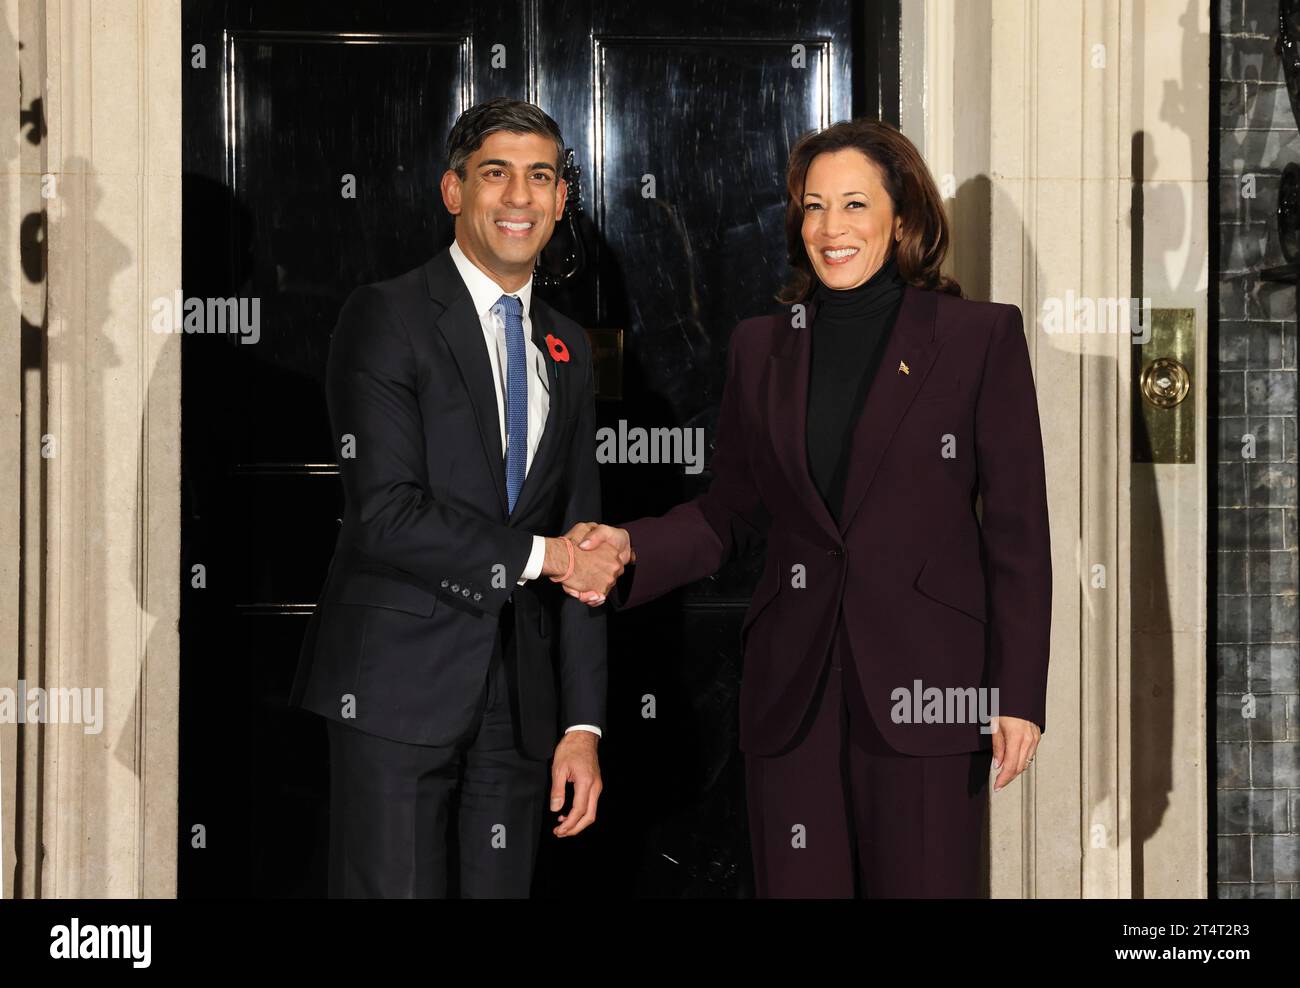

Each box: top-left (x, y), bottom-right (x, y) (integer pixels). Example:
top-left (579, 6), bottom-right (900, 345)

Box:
top-left (608, 285), bottom-right (1052, 757)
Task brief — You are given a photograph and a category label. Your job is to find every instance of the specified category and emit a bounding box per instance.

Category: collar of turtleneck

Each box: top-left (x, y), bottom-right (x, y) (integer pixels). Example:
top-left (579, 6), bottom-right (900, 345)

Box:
top-left (811, 250), bottom-right (904, 324)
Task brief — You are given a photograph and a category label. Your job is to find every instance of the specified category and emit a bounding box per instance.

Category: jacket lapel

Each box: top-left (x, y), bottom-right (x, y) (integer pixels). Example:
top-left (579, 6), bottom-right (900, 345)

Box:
top-left (764, 284), bottom-right (944, 542)
top-left (425, 249), bottom-right (510, 519)
top-left (835, 284), bottom-right (943, 534)
top-left (765, 303), bottom-right (840, 545)
top-left (424, 248), bottom-right (565, 523)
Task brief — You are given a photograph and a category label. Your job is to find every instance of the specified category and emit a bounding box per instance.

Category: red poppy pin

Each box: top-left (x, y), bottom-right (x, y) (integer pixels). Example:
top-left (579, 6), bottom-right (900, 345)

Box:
top-left (545, 333), bottom-right (570, 362)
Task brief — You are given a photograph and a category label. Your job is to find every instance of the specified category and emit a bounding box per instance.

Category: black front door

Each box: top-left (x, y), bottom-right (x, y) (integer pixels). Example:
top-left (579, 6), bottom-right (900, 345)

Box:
top-left (181, 0), bottom-right (894, 897)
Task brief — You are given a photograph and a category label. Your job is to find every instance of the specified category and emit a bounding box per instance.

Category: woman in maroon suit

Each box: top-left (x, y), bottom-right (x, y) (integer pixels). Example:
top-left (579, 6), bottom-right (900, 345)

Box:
top-left (564, 119), bottom-right (1051, 898)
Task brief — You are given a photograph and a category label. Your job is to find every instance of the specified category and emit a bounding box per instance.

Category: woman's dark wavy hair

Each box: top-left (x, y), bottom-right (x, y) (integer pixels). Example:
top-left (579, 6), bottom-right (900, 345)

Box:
top-left (777, 118), bottom-right (962, 303)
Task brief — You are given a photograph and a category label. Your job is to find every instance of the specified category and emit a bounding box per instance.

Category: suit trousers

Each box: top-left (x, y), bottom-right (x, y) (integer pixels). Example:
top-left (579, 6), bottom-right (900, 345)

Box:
top-left (325, 598), bottom-right (550, 897)
top-left (744, 607), bottom-right (994, 898)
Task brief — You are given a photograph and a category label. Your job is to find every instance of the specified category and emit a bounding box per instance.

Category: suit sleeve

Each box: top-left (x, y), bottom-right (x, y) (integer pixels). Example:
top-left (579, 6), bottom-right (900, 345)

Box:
top-left (607, 322), bottom-right (771, 610)
top-left (328, 285), bottom-right (534, 617)
top-left (974, 304), bottom-right (1053, 732)
top-left (557, 332), bottom-right (607, 730)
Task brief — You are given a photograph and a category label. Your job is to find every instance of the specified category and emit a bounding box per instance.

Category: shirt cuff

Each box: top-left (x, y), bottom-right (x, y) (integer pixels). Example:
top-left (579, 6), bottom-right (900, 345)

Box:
top-left (517, 535), bottom-right (546, 585)
top-left (565, 724), bottom-right (602, 738)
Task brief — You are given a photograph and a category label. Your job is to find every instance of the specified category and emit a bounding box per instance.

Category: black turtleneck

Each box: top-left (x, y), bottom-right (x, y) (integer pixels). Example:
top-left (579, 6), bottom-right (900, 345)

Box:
top-left (805, 251), bottom-right (905, 522)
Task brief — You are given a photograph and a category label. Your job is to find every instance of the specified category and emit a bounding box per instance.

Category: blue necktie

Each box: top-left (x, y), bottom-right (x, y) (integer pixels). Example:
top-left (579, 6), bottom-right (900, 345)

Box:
top-left (496, 294), bottom-right (527, 514)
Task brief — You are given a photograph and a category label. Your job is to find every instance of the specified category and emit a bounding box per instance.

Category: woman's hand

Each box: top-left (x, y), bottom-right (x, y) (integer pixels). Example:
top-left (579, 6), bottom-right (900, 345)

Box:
top-left (990, 715), bottom-right (1041, 792)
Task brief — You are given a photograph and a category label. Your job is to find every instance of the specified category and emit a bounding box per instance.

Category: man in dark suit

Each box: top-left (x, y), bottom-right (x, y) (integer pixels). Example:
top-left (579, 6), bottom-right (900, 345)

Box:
top-left (290, 98), bottom-right (623, 897)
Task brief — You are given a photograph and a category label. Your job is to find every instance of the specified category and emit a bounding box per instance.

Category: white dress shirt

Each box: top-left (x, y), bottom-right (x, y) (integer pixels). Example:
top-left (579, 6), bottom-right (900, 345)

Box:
top-left (449, 240), bottom-right (601, 740)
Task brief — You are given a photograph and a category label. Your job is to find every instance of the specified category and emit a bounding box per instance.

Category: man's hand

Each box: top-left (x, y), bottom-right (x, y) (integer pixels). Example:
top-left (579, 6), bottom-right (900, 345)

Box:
top-left (990, 715), bottom-right (1042, 792)
top-left (550, 730), bottom-right (602, 837)
top-left (559, 523), bottom-right (633, 606)
top-left (540, 530), bottom-right (624, 596)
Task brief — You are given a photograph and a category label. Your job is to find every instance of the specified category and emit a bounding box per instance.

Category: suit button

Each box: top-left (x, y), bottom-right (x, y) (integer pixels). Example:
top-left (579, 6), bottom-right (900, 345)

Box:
top-left (451, 583), bottom-right (460, 592)
top-left (473, 592), bottom-right (482, 601)
top-left (828, 548), bottom-right (843, 557)
top-left (461, 588), bottom-right (470, 597)
top-left (440, 579), bottom-right (449, 588)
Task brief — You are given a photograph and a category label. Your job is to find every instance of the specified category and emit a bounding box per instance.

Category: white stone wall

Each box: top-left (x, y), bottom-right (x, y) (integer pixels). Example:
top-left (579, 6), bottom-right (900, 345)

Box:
top-left (0, 0), bottom-right (180, 898)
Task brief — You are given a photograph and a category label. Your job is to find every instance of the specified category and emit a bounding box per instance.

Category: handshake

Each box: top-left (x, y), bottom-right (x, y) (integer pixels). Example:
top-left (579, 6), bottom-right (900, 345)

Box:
top-left (539, 523), bottom-right (634, 607)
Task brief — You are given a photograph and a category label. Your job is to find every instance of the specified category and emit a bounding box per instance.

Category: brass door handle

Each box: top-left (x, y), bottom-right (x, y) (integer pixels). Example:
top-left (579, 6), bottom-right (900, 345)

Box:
top-left (1140, 357), bottom-right (1190, 409)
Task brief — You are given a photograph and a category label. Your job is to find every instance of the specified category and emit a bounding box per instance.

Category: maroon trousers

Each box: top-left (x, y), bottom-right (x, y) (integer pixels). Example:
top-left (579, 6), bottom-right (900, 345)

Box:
top-left (744, 610), bottom-right (993, 898)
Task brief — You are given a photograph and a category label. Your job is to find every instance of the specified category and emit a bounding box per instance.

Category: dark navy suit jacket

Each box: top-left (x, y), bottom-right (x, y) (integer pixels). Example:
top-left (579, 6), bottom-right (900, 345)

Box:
top-left (290, 247), bottom-right (606, 759)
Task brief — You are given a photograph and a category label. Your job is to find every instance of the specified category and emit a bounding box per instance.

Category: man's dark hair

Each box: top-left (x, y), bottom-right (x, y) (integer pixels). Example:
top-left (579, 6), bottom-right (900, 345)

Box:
top-left (446, 97), bottom-right (565, 179)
